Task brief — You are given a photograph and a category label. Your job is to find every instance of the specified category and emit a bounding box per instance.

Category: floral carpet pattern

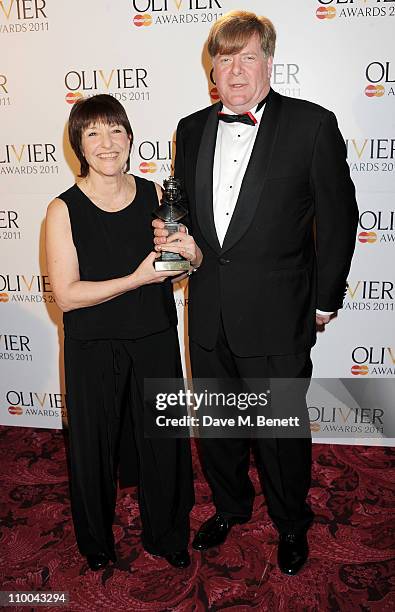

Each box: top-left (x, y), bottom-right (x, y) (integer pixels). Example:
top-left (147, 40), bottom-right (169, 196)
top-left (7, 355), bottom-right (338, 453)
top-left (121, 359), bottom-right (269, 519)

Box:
top-left (0, 425), bottom-right (394, 611)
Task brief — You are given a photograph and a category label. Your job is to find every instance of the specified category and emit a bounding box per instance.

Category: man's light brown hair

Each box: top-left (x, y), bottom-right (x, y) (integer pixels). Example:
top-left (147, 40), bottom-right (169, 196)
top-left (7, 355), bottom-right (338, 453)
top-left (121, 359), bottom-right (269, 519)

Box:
top-left (207, 10), bottom-right (276, 58)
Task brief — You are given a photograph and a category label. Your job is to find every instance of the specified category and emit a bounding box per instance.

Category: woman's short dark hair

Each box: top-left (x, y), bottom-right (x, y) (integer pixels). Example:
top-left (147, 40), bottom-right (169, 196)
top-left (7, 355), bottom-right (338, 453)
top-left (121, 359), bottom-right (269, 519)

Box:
top-left (68, 94), bottom-right (133, 177)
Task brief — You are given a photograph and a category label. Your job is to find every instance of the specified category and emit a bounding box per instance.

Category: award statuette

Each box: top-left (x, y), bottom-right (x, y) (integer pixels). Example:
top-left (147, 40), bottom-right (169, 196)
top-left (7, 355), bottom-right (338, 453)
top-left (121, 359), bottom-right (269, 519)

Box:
top-left (154, 177), bottom-right (189, 272)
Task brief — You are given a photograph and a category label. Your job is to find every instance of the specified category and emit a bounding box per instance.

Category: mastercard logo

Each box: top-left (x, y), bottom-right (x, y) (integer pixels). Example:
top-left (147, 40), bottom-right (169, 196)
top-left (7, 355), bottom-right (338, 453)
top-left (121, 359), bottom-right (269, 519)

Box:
top-left (133, 14), bottom-right (152, 27)
top-left (0, 293), bottom-right (9, 303)
top-left (139, 161), bottom-right (157, 173)
top-left (316, 6), bottom-right (336, 19)
top-left (210, 87), bottom-right (220, 101)
top-left (358, 231), bottom-right (377, 244)
top-left (65, 92), bottom-right (83, 105)
top-left (365, 84), bottom-right (385, 98)
top-left (310, 423), bottom-right (321, 433)
top-left (351, 365), bottom-right (369, 376)
top-left (8, 406), bottom-right (23, 415)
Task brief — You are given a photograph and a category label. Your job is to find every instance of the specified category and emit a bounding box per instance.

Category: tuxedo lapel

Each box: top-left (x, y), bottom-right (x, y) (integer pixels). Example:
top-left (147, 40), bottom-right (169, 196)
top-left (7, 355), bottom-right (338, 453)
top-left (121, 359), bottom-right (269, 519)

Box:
top-left (221, 89), bottom-right (282, 254)
top-left (195, 102), bottom-right (222, 254)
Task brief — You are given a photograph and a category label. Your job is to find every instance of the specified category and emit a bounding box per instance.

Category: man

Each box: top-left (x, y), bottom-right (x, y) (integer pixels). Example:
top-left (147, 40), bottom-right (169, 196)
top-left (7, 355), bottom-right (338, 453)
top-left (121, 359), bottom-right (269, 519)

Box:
top-left (154, 10), bottom-right (358, 575)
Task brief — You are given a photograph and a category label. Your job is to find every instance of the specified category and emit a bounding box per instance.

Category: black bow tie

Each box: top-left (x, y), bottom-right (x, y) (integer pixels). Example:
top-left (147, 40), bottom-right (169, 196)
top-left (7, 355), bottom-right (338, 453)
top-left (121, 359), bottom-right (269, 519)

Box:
top-left (217, 93), bottom-right (270, 126)
top-left (218, 111), bottom-right (256, 126)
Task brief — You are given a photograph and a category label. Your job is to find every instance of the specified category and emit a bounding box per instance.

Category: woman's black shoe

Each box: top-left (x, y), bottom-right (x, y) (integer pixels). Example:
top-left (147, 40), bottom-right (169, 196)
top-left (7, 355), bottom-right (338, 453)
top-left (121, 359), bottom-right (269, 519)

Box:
top-left (86, 552), bottom-right (110, 571)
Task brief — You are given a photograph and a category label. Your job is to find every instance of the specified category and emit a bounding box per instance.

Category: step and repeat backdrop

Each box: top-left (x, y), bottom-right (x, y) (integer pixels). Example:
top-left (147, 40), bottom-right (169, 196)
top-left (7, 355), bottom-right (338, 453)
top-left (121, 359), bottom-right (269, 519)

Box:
top-left (1, 1), bottom-right (394, 444)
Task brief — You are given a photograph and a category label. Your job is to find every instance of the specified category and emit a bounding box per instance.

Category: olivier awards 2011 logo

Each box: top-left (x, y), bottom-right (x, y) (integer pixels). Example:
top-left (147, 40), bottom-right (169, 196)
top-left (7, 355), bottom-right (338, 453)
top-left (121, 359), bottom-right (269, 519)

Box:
top-left (5, 389), bottom-right (66, 419)
top-left (351, 345), bottom-right (395, 376)
top-left (0, 209), bottom-right (21, 241)
top-left (346, 138), bottom-right (395, 174)
top-left (0, 273), bottom-right (53, 304)
top-left (0, 333), bottom-right (33, 363)
top-left (357, 209), bottom-right (395, 245)
top-left (137, 139), bottom-right (174, 175)
top-left (308, 403), bottom-right (384, 435)
top-left (364, 61), bottom-right (395, 98)
top-left (315, 0), bottom-right (395, 20)
top-left (344, 280), bottom-right (394, 312)
top-left (64, 67), bottom-right (150, 105)
top-left (0, 142), bottom-right (59, 176)
top-left (0, 0), bottom-right (49, 33)
top-left (131, 0), bottom-right (223, 27)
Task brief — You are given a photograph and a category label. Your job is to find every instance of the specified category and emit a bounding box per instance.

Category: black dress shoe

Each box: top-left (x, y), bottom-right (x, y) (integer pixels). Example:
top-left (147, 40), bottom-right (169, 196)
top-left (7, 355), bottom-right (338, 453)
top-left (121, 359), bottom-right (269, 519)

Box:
top-left (86, 552), bottom-right (110, 571)
top-left (277, 532), bottom-right (308, 576)
top-left (145, 547), bottom-right (191, 569)
top-left (192, 513), bottom-right (246, 551)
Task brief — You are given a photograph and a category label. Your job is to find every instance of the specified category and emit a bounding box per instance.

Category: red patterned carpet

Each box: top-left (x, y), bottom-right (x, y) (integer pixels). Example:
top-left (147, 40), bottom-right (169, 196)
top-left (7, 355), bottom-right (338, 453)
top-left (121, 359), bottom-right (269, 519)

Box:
top-left (0, 425), bottom-right (394, 612)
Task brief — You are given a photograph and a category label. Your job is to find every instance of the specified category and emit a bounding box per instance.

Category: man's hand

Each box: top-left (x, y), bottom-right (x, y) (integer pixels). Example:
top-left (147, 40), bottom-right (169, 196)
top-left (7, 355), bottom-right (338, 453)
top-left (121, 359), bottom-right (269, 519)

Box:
top-left (315, 312), bottom-right (337, 329)
top-left (316, 314), bottom-right (331, 326)
top-left (152, 219), bottom-right (203, 268)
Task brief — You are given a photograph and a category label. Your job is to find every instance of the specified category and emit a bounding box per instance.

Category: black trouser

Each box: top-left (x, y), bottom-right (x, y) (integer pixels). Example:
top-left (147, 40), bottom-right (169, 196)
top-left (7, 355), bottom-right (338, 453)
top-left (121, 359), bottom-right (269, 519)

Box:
top-left (64, 327), bottom-right (194, 560)
top-left (190, 320), bottom-right (314, 535)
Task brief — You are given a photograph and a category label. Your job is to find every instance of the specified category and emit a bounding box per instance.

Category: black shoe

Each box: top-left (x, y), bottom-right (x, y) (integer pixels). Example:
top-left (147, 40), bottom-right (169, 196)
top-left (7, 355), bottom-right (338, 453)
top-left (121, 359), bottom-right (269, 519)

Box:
top-left (277, 532), bottom-right (308, 576)
top-left (145, 547), bottom-right (191, 569)
top-left (192, 513), bottom-right (247, 551)
top-left (86, 552), bottom-right (110, 571)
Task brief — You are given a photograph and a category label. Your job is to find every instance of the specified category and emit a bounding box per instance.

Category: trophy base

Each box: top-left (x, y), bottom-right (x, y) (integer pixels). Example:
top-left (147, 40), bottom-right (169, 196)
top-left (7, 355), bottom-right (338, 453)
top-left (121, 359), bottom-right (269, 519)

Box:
top-left (155, 260), bottom-right (190, 272)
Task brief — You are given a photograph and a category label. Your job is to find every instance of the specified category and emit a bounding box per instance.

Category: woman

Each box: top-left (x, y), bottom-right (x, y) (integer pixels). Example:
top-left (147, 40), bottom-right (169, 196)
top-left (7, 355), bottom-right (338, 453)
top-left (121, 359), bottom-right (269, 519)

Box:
top-left (46, 94), bottom-right (200, 570)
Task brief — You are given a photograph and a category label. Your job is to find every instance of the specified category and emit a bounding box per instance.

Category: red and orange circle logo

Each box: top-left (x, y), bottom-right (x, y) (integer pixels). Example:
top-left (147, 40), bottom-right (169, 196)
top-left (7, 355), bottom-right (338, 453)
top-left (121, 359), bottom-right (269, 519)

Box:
top-left (351, 365), bottom-right (369, 375)
top-left (139, 161), bottom-right (157, 173)
top-left (364, 84), bottom-right (385, 98)
top-left (133, 14), bottom-right (152, 27)
top-left (8, 406), bottom-right (23, 415)
top-left (358, 231), bottom-right (377, 244)
top-left (316, 6), bottom-right (336, 19)
top-left (65, 92), bottom-right (83, 105)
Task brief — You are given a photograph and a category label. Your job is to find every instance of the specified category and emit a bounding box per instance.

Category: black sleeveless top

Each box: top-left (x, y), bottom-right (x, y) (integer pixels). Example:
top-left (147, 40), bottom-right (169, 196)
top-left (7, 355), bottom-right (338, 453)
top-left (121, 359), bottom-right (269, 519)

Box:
top-left (60, 175), bottom-right (177, 340)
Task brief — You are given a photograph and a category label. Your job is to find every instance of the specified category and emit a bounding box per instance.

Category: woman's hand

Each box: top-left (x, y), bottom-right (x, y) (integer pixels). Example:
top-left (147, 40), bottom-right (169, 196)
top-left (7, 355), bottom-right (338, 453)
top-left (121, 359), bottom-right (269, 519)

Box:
top-left (152, 219), bottom-right (203, 268)
top-left (131, 251), bottom-right (181, 288)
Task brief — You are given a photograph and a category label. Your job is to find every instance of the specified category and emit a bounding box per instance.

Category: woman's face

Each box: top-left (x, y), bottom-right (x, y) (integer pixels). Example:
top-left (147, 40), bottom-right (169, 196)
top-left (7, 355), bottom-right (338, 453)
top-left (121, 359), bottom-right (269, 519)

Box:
top-left (81, 122), bottom-right (131, 177)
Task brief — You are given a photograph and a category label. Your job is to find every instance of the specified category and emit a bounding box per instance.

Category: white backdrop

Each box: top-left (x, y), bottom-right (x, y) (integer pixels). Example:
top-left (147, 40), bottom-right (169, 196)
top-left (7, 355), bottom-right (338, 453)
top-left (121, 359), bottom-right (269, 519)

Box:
top-left (1, 0), bottom-right (394, 444)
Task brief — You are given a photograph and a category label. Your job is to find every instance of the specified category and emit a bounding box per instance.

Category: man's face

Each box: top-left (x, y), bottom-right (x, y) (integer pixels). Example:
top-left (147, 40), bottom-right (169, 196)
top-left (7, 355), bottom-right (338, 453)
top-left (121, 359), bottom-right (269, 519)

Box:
top-left (212, 33), bottom-right (273, 114)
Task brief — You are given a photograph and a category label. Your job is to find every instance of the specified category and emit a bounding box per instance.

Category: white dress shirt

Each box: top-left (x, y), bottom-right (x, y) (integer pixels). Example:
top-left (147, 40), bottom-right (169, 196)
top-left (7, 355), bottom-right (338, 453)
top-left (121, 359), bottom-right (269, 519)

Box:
top-left (213, 103), bottom-right (265, 246)
top-left (212, 102), bottom-right (333, 316)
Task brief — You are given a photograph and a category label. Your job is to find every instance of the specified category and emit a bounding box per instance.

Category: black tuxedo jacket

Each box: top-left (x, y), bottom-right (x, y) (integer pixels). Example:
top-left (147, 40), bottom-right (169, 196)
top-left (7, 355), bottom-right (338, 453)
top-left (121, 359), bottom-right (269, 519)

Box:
top-left (175, 89), bottom-right (358, 357)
